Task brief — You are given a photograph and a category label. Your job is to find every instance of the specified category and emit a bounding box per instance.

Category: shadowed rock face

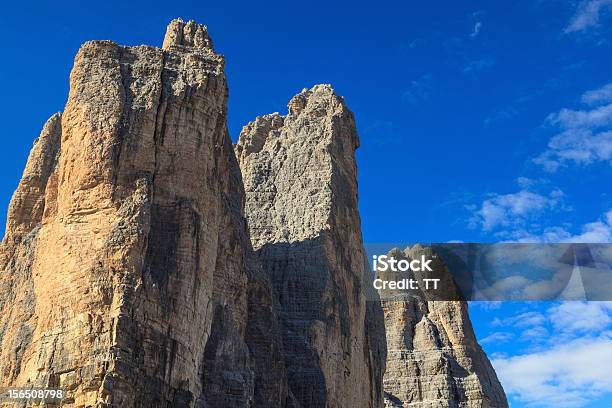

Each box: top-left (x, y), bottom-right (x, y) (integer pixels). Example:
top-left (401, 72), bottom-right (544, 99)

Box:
top-left (0, 18), bottom-right (288, 407)
top-left (378, 246), bottom-right (508, 408)
top-left (236, 85), bottom-right (387, 408)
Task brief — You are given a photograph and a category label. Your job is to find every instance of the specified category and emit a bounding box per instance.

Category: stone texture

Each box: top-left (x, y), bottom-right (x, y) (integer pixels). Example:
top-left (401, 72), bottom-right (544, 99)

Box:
top-left (378, 245), bottom-right (508, 408)
top-left (236, 85), bottom-right (387, 408)
top-left (0, 18), bottom-right (288, 407)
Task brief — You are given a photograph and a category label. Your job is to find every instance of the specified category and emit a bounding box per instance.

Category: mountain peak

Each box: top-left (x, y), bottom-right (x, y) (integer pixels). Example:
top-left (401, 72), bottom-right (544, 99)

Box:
top-left (163, 18), bottom-right (214, 51)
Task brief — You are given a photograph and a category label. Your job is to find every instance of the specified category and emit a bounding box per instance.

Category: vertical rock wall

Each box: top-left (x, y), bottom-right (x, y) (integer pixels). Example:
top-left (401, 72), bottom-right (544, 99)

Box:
top-left (0, 19), bottom-right (287, 408)
top-left (378, 246), bottom-right (508, 408)
top-left (236, 85), bottom-right (387, 408)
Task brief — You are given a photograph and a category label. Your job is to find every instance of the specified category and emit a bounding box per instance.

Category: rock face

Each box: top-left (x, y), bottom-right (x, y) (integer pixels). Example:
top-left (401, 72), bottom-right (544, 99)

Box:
top-left (0, 18), bottom-right (506, 408)
top-left (235, 85), bottom-right (387, 408)
top-left (378, 246), bottom-right (508, 408)
top-left (0, 18), bottom-right (288, 407)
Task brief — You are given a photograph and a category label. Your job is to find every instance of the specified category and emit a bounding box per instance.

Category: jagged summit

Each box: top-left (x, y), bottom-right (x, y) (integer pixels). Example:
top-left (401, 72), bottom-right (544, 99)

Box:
top-left (163, 18), bottom-right (214, 51)
top-left (286, 83), bottom-right (345, 114)
top-left (236, 83), bottom-right (359, 167)
top-left (236, 85), bottom-right (386, 407)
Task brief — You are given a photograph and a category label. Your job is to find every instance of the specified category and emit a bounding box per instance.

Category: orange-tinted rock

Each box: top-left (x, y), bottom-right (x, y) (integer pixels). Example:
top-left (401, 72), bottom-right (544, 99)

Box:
top-left (0, 18), bottom-right (288, 408)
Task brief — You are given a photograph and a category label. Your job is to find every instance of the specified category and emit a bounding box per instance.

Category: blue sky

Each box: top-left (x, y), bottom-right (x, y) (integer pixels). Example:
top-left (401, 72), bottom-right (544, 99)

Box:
top-left (470, 301), bottom-right (612, 408)
top-left (2, 1), bottom-right (612, 406)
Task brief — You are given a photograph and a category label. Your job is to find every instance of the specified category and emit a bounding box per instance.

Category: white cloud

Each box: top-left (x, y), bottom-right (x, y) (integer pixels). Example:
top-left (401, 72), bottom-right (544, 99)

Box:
top-left (563, 210), bottom-right (612, 242)
top-left (582, 83), bottom-right (612, 105)
top-left (535, 83), bottom-right (612, 172)
top-left (534, 129), bottom-right (612, 171)
top-left (493, 335), bottom-right (612, 407)
top-left (470, 21), bottom-right (482, 38)
top-left (516, 176), bottom-right (537, 188)
top-left (487, 302), bottom-right (612, 407)
top-left (513, 209), bottom-right (612, 243)
top-left (548, 103), bottom-right (612, 129)
top-left (492, 311), bottom-right (547, 329)
top-left (565, 0), bottom-right (612, 33)
top-left (463, 57), bottom-right (495, 74)
top-left (519, 325), bottom-right (549, 341)
top-left (480, 331), bottom-right (514, 345)
top-left (489, 302), bottom-right (612, 337)
top-left (548, 301), bottom-right (612, 334)
top-left (475, 275), bottom-right (534, 300)
top-left (471, 189), bottom-right (565, 231)
top-left (468, 179), bottom-right (612, 243)
top-left (473, 84), bottom-right (612, 246)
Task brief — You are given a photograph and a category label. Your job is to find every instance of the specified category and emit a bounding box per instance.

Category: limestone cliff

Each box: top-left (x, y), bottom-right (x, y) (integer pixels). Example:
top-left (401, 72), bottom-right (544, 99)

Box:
top-left (236, 85), bottom-right (387, 408)
top-left (0, 18), bottom-right (288, 407)
top-left (378, 246), bottom-right (508, 408)
top-left (0, 18), bottom-right (507, 408)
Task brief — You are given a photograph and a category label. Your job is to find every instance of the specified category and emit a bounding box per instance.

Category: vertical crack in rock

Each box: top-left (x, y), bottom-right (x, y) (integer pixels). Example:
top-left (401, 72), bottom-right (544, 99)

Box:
top-left (236, 84), bottom-right (387, 408)
top-left (377, 245), bottom-right (508, 408)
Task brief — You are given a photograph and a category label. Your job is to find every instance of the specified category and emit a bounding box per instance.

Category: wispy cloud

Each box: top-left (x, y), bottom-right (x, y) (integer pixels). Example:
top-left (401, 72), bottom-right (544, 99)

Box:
top-left (548, 301), bottom-right (612, 334)
top-left (565, 0), bottom-right (612, 33)
top-left (534, 129), bottom-right (612, 172)
top-left (484, 106), bottom-right (518, 126)
top-left (582, 83), bottom-right (612, 105)
top-left (487, 302), bottom-right (612, 341)
top-left (494, 335), bottom-right (612, 407)
top-left (480, 331), bottom-right (514, 345)
top-left (466, 171), bottom-right (612, 242)
top-left (492, 311), bottom-right (547, 329)
top-left (548, 103), bottom-right (612, 129)
top-left (469, 10), bottom-right (485, 39)
top-left (469, 188), bottom-right (565, 232)
top-left (535, 83), bottom-right (612, 172)
top-left (520, 325), bottom-right (549, 341)
top-left (401, 74), bottom-right (434, 104)
top-left (469, 300), bottom-right (503, 311)
top-left (499, 208), bottom-right (612, 243)
top-left (489, 301), bottom-right (612, 407)
top-left (463, 57), bottom-right (495, 74)
top-left (555, 209), bottom-right (612, 242)
top-left (516, 176), bottom-right (538, 189)
top-left (470, 21), bottom-right (482, 38)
